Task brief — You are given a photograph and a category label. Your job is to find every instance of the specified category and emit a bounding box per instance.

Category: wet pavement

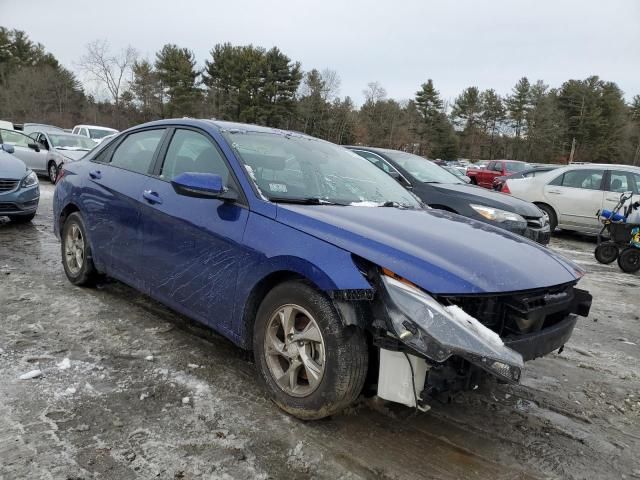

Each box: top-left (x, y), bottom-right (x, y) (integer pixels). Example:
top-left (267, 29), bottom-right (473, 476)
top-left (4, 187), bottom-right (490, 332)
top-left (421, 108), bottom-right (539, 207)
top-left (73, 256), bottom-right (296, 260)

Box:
top-left (1, 183), bottom-right (639, 479)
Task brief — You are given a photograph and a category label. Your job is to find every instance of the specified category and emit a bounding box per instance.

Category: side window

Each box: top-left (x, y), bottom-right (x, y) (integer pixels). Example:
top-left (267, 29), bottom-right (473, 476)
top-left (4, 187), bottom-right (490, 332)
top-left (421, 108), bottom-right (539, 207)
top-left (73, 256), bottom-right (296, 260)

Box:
top-left (354, 150), bottom-right (385, 170)
top-left (80, 128), bottom-right (88, 137)
top-left (631, 172), bottom-right (640, 194)
top-left (72, 127), bottom-right (78, 135)
top-left (1, 130), bottom-right (31, 147)
top-left (608, 170), bottom-right (631, 193)
top-left (561, 169), bottom-right (604, 190)
top-left (160, 129), bottom-right (230, 184)
top-left (486, 161), bottom-right (495, 170)
top-left (110, 129), bottom-right (165, 174)
top-left (493, 162), bottom-right (504, 172)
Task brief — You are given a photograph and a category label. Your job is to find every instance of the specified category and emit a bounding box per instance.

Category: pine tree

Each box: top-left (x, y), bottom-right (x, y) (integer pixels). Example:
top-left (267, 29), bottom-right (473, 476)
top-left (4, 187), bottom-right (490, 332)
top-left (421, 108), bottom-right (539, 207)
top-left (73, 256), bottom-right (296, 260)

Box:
top-left (505, 77), bottom-right (531, 158)
top-left (155, 44), bottom-right (201, 118)
top-left (414, 79), bottom-right (445, 156)
top-left (480, 89), bottom-right (505, 158)
top-left (451, 86), bottom-right (482, 158)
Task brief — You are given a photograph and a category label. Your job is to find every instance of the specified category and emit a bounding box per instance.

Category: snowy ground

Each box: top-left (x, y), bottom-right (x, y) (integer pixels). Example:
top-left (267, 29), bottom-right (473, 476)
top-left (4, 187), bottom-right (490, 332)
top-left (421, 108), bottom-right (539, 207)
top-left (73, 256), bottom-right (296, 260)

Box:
top-left (0, 183), bottom-right (639, 479)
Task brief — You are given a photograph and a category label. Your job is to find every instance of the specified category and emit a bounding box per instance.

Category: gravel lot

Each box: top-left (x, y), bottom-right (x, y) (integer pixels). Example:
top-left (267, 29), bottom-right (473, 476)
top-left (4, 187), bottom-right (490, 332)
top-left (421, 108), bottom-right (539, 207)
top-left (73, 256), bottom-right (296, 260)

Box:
top-left (1, 183), bottom-right (639, 480)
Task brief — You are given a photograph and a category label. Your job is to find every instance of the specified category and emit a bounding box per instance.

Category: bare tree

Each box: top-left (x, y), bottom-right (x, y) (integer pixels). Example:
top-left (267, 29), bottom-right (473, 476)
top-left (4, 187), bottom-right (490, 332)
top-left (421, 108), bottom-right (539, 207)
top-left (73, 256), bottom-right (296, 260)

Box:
top-left (78, 39), bottom-right (137, 109)
top-left (363, 82), bottom-right (387, 104)
top-left (320, 68), bottom-right (341, 102)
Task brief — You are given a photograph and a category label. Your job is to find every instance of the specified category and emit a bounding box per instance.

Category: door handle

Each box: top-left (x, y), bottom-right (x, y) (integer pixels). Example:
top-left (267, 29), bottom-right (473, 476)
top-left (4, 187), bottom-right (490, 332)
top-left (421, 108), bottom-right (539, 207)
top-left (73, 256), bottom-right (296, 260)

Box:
top-left (606, 197), bottom-right (621, 202)
top-left (89, 170), bottom-right (102, 179)
top-left (143, 190), bottom-right (163, 205)
top-left (547, 190), bottom-right (561, 194)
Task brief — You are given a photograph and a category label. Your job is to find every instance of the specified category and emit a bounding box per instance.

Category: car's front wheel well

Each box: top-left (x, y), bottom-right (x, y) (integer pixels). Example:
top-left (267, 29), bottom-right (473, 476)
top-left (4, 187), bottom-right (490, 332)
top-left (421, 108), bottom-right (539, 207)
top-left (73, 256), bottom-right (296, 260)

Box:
top-left (242, 271), bottom-right (308, 348)
top-left (533, 202), bottom-right (558, 230)
top-left (59, 203), bottom-right (80, 229)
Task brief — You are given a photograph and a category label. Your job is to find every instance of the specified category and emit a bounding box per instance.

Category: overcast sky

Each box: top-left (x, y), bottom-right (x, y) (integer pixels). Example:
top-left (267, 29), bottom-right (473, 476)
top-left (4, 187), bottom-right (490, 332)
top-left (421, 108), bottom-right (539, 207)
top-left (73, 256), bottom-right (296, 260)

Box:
top-left (2, 0), bottom-right (639, 105)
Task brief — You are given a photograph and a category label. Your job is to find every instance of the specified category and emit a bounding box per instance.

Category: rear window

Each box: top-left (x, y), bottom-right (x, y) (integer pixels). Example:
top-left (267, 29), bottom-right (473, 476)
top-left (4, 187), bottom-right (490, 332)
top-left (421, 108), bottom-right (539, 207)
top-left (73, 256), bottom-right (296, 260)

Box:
top-left (505, 162), bottom-right (526, 172)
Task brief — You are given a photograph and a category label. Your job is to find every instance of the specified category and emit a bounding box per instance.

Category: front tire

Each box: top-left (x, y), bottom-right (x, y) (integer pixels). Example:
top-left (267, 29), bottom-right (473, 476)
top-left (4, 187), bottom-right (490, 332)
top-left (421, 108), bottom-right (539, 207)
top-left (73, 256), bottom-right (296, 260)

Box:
top-left (253, 281), bottom-right (368, 420)
top-left (536, 203), bottom-right (558, 233)
top-left (594, 242), bottom-right (619, 264)
top-left (48, 161), bottom-right (58, 183)
top-left (61, 212), bottom-right (98, 286)
top-left (617, 247), bottom-right (640, 273)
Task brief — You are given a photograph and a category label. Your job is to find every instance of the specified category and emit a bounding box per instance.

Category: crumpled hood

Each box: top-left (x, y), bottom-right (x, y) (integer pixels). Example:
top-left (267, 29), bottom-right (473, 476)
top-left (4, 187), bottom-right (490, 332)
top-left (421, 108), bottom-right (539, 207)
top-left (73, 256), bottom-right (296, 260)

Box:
top-left (0, 151), bottom-right (28, 180)
top-left (275, 205), bottom-right (579, 294)
top-left (431, 183), bottom-right (543, 217)
top-left (55, 149), bottom-right (88, 161)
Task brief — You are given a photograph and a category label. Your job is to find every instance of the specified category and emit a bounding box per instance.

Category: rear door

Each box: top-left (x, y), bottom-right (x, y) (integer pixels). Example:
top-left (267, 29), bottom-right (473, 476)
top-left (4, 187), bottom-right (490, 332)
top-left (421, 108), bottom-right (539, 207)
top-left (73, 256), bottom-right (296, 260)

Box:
top-left (82, 128), bottom-right (167, 286)
top-left (139, 127), bottom-right (250, 334)
top-left (603, 169), bottom-right (640, 213)
top-left (544, 168), bottom-right (605, 231)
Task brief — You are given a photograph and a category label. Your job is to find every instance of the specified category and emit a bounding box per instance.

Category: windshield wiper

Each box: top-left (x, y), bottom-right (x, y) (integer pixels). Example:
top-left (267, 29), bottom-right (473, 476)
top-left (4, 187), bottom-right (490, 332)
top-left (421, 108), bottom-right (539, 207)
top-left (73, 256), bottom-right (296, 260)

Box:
top-left (380, 201), bottom-right (413, 209)
top-left (269, 197), bottom-right (348, 206)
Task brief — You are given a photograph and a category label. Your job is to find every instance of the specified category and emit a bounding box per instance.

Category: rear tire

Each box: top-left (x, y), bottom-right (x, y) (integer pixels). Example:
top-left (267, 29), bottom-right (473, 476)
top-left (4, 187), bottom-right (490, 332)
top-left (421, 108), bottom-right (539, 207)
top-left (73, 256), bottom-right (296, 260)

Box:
top-left (469, 177), bottom-right (477, 185)
top-left (594, 242), bottom-right (619, 264)
top-left (536, 203), bottom-right (557, 233)
top-left (61, 212), bottom-right (98, 286)
top-left (253, 280), bottom-right (368, 420)
top-left (617, 247), bottom-right (640, 273)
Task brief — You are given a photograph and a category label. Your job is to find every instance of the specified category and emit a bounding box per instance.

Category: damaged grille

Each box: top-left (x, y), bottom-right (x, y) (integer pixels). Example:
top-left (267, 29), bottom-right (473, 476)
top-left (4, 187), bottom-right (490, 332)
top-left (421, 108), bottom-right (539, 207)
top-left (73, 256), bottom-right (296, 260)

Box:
top-left (439, 283), bottom-right (589, 338)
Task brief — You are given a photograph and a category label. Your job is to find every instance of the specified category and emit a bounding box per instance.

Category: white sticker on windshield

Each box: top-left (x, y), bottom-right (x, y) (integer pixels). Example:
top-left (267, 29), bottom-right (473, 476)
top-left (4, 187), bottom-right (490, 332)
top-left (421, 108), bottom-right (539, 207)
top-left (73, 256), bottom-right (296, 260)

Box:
top-left (269, 183), bottom-right (288, 193)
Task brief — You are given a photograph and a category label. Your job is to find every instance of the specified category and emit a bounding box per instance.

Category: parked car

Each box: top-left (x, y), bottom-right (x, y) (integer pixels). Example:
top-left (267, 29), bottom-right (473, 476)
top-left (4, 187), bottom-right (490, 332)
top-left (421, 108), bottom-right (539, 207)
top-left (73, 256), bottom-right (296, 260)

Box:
top-left (28, 131), bottom-right (96, 182)
top-left (0, 120), bottom-right (14, 130)
top-left (493, 165), bottom-right (560, 192)
top-left (467, 160), bottom-right (528, 188)
top-left (347, 147), bottom-right (551, 245)
top-left (72, 124), bottom-right (118, 143)
top-left (0, 128), bottom-right (52, 179)
top-left (506, 164), bottom-right (640, 234)
top-left (54, 119), bottom-right (591, 419)
top-left (21, 123), bottom-right (65, 135)
top-left (0, 144), bottom-right (40, 223)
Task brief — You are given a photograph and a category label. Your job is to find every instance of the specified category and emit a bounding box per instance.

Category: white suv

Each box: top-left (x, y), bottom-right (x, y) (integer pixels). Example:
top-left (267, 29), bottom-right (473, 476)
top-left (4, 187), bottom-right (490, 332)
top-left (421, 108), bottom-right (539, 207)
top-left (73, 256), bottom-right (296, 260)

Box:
top-left (72, 125), bottom-right (118, 143)
top-left (506, 164), bottom-right (640, 234)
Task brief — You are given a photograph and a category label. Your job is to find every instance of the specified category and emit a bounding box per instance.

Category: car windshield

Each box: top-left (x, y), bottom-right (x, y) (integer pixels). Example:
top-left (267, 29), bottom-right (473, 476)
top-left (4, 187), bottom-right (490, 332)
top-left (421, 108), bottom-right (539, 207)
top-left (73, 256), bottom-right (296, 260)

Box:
top-left (505, 162), bottom-right (527, 172)
top-left (222, 130), bottom-right (421, 207)
top-left (49, 134), bottom-right (96, 150)
top-left (383, 150), bottom-right (463, 184)
top-left (89, 128), bottom-right (116, 139)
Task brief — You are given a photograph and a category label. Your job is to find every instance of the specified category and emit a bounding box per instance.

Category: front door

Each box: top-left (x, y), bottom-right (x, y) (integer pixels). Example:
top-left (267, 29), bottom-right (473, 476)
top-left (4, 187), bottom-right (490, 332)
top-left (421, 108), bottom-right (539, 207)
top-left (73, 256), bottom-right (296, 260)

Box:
top-left (1, 129), bottom-right (48, 173)
top-left (82, 128), bottom-right (166, 285)
top-left (545, 168), bottom-right (605, 231)
top-left (140, 128), bottom-right (249, 334)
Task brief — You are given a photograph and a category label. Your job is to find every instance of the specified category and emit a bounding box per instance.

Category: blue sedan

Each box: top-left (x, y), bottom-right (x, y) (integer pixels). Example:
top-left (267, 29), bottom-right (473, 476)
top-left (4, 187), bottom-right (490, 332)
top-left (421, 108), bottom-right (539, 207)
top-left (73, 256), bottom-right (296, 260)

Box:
top-left (0, 144), bottom-right (40, 223)
top-left (53, 119), bottom-right (591, 419)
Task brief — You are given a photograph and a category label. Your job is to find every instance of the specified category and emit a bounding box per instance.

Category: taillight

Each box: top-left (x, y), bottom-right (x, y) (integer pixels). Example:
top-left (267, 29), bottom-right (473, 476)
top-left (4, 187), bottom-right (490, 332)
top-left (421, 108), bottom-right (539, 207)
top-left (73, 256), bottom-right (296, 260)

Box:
top-left (501, 182), bottom-right (511, 194)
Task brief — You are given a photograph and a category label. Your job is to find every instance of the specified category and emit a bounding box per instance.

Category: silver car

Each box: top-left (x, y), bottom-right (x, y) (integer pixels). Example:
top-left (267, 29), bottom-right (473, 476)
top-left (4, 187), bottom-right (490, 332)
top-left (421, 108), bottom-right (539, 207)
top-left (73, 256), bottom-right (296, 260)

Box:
top-left (0, 128), bottom-right (51, 180)
top-left (29, 131), bottom-right (97, 182)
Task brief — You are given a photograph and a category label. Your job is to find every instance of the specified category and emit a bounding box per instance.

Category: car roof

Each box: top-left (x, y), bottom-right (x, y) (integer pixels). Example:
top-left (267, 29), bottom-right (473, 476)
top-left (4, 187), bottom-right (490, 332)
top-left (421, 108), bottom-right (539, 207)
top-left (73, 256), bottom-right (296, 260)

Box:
top-left (74, 124), bottom-right (118, 131)
top-left (563, 163), bottom-right (640, 171)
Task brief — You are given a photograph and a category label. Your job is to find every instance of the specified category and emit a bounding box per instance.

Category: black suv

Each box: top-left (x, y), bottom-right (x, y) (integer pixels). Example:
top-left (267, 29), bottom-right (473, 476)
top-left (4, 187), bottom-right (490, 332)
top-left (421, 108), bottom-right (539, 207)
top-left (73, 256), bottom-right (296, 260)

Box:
top-left (347, 147), bottom-right (550, 245)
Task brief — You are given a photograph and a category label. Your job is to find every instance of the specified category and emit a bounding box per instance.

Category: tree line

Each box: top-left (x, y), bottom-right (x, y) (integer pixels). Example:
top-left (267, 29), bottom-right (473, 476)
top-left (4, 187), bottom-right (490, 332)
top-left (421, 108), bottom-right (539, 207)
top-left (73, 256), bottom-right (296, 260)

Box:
top-left (1, 27), bottom-right (639, 164)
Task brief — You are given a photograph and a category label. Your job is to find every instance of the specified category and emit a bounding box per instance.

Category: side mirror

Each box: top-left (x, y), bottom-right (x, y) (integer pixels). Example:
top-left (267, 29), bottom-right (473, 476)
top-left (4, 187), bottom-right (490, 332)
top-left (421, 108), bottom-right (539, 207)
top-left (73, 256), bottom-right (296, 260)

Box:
top-left (171, 172), bottom-right (238, 201)
top-left (1, 144), bottom-right (15, 154)
top-left (27, 142), bottom-right (40, 152)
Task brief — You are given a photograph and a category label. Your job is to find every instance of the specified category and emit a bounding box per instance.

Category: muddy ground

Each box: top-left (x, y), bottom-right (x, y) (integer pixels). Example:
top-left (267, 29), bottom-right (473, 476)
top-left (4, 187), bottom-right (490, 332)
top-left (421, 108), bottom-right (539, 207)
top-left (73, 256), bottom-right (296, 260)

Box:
top-left (1, 183), bottom-right (639, 480)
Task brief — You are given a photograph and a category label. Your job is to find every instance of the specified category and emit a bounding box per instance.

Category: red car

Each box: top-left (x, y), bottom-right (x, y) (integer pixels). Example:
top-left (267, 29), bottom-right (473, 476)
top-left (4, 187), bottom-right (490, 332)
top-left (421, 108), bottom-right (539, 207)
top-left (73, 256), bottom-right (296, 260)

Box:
top-left (467, 160), bottom-right (527, 189)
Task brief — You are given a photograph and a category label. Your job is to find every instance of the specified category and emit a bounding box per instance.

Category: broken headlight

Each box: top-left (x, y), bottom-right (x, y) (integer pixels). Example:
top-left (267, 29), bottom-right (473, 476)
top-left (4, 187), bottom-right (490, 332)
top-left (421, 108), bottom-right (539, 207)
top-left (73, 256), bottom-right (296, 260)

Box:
top-left (470, 204), bottom-right (526, 226)
top-left (380, 271), bottom-right (524, 383)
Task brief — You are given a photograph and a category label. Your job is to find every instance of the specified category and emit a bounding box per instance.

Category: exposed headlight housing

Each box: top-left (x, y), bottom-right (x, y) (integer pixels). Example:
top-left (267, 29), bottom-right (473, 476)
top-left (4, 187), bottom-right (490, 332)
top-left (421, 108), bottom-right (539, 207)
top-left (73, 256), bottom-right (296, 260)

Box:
top-left (470, 204), bottom-right (526, 224)
top-left (379, 271), bottom-right (523, 383)
top-left (21, 171), bottom-right (38, 188)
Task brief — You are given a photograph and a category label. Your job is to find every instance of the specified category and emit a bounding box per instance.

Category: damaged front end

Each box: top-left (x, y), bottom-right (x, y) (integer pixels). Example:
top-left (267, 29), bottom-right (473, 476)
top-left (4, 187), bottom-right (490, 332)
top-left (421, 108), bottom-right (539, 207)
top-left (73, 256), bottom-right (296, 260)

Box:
top-left (366, 268), bottom-right (592, 409)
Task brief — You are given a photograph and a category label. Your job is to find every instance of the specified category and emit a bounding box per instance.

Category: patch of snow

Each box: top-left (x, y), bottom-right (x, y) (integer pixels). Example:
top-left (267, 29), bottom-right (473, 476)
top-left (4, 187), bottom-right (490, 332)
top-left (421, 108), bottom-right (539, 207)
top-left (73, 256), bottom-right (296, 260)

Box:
top-left (65, 387), bottom-right (77, 395)
top-left (140, 392), bottom-right (149, 400)
top-left (19, 369), bottom-right (42, 380)
top-left (349, 201), bottom-right (381, 207)
top-left (182, 396), bottom-right (190, 405)
top-left (57, 358), bottom-right (71, 370)
top-left (187, 363), bottom-right (200, 369)
top-left (145, 355), bottom-right (154, 361)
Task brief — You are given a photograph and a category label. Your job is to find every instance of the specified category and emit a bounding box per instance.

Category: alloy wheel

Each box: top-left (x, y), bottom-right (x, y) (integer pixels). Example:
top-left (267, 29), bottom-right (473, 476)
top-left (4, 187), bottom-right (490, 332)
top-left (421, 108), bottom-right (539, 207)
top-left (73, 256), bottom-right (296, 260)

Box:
top-left (263, 304), bottom-right (326, 397)
top-left (64, 223), bottom-right (84, 275)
